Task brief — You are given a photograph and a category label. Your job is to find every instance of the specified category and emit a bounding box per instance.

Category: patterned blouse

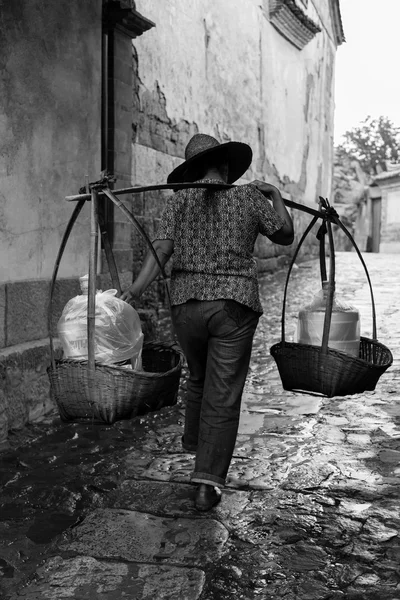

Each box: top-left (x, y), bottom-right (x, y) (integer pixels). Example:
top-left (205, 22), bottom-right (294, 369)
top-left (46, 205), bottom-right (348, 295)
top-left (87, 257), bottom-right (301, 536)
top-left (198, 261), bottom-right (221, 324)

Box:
top-left (155, 179), bottom-right (285, 314)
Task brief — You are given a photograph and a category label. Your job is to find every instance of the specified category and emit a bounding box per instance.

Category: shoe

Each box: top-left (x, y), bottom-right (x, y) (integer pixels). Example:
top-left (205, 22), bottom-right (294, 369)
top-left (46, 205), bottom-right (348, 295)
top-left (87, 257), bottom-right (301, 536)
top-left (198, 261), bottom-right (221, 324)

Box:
top-left (195, 484), bottom-right (222, 512)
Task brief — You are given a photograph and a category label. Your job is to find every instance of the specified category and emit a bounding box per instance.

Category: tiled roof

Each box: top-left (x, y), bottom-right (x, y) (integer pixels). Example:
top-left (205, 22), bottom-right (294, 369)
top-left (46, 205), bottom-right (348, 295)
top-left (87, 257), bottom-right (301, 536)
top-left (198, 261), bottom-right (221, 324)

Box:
top-left (269, 0), bottom-right (321, 50)
top-left (331, 0), bottom-right (345, 45)
top-left (373, 168), bottom-right (400, 182)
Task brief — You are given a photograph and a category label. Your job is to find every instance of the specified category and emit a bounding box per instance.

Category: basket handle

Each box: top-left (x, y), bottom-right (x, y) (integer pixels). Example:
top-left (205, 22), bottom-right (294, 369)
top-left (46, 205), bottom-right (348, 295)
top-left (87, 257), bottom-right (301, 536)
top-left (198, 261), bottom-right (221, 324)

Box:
top-left (329, 210), bottom-right (377, 341)
top-left (320, 212), bottom-right (335, 354)
top-left (101, 187), bottom-right (172, 309)
top-left (48, 199), bottom-right (87, 369)
top-left (281, 214), bottom-right (319, 345)
top-left (317, 197), bottom-right (377, 341)
top-left (87, 188), bottom-right (99, 377)
top-left (280, 199), bottom-right (378, 349)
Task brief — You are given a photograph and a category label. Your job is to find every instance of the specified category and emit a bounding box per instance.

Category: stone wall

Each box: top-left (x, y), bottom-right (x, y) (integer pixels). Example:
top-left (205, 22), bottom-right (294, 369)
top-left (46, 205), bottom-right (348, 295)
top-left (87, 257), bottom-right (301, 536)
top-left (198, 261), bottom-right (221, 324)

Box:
top-left (0, 0), bottom-right (103, 346)
top-left (0, 0), bottom-right (104, 443)
top-left (0, 0), bottom-right (102, 284)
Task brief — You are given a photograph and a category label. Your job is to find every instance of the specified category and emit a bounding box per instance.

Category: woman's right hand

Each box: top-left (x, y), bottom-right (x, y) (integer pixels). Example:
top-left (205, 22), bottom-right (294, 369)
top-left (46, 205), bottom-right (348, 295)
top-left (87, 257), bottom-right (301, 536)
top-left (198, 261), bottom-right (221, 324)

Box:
top-left (120, 285), bottom-right (140, 305)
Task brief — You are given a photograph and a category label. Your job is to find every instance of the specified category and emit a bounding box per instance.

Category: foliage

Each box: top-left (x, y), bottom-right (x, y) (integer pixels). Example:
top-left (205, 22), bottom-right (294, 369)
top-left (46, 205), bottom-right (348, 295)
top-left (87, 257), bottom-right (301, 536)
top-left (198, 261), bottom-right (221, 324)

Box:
top-left (336, 116), bottom-right (400, 175)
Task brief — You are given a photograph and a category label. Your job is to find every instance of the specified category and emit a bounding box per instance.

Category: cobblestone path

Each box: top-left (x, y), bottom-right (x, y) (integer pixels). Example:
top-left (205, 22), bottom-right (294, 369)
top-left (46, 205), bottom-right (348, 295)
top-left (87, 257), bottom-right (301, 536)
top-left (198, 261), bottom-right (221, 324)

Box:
top-left (0, 252), bottom-right (399, 599)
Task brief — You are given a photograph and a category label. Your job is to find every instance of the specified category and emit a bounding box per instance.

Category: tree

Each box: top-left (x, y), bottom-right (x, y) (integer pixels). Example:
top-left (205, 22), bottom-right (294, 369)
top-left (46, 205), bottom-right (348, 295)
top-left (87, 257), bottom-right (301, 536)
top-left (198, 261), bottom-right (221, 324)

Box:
top-left (336, 116), bottom-right (400, 175)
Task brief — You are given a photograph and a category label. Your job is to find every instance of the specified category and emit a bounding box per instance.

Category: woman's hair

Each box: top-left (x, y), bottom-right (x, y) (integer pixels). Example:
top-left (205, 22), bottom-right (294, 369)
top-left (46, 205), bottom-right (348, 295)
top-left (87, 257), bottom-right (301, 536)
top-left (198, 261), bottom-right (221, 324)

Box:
top-left (183, 150), bottom-right (228, 182)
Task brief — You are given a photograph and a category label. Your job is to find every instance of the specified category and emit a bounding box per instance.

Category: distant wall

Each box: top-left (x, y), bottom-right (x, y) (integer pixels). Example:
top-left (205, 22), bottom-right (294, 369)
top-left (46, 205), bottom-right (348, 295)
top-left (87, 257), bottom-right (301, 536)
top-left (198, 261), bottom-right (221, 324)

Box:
top-left (380, 184), bottom-right (400, 253)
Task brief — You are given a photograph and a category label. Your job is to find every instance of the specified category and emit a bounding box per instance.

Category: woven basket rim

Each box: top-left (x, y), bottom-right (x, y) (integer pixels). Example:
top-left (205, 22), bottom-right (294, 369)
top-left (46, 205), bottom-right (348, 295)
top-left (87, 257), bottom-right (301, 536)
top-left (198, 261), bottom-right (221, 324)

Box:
top-left (270, 336), bottom-right (393, 368)
top-left (52, 343), bottom-right (184, 379)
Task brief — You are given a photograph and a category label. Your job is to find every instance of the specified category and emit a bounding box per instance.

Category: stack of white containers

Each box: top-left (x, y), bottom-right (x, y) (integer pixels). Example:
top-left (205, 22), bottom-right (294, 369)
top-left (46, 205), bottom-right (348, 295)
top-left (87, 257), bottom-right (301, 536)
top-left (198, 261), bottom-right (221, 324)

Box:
top-left (296, 281), bottom-right (360, 357)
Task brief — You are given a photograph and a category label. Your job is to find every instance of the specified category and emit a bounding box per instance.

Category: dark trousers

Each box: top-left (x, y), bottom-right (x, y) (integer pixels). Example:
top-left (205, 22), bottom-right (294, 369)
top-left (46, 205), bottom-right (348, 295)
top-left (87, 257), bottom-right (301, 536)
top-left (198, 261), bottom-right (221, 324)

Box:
top-left (171, 299), bottom-right (259, 487)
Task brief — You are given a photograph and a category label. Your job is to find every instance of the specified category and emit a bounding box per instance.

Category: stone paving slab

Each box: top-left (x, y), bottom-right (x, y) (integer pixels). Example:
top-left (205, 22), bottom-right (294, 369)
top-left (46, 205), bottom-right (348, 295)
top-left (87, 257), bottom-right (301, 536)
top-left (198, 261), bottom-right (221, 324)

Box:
top-left (58, 508), bottom-right (229, 567)
top-left (108, 480), bottom-right (251, 529)
top-left (11, 555), bottom-right (205, 600)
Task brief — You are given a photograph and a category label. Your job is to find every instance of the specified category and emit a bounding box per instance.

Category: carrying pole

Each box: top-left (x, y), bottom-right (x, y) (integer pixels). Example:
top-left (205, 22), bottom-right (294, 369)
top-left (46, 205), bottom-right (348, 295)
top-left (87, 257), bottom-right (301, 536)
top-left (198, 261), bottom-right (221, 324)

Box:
top-left (87, 187), bottom-right (99, 404)
top-left (65, 182), bottom-right (323, 220)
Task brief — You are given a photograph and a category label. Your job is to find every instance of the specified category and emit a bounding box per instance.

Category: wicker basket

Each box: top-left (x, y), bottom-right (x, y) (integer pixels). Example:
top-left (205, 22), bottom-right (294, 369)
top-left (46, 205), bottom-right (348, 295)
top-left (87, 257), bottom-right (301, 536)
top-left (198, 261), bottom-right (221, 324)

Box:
top-left (270, 337), bottom-right (392, 398)
top-left (270, 200), bottom-right (393, 398)
top-left (48, 184), bottom-right (185, 424)
top-left (48, 341), bottom-right (184, 424)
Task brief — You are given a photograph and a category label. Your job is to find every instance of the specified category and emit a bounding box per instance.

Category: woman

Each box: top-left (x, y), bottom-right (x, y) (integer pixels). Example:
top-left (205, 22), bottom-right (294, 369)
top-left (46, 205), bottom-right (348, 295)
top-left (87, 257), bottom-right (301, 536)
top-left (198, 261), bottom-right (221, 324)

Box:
top-left (121, 133), bottom-right (294, 511)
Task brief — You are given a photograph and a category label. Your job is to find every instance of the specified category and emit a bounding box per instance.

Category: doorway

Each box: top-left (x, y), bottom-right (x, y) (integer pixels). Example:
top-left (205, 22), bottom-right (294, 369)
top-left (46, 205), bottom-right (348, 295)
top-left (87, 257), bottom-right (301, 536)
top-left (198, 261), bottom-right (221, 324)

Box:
top-left (371, 197), bottom-right (381, 253)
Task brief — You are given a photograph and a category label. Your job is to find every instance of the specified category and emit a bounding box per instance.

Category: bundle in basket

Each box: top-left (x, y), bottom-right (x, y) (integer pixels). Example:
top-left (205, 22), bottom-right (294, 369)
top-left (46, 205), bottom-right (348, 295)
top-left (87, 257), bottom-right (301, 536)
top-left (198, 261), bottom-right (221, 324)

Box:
top-left (270, 199), bottom-right (393, 398)
top-left (48, 341), bottom-right (184, 424)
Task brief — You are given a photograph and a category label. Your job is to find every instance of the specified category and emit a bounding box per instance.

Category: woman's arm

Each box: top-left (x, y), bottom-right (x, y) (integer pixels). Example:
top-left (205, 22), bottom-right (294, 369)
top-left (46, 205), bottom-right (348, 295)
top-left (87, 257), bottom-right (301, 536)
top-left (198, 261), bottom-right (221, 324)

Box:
top-left (251, 180), bottom-right (294, 245)
top-left (120, 238), bottom-right (174, 304)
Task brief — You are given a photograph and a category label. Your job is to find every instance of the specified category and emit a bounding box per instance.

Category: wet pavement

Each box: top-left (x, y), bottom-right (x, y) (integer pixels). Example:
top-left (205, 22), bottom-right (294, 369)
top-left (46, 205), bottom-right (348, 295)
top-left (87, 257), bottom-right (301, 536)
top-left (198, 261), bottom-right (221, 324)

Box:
top-left (0, 251), bottom-right (399, 600)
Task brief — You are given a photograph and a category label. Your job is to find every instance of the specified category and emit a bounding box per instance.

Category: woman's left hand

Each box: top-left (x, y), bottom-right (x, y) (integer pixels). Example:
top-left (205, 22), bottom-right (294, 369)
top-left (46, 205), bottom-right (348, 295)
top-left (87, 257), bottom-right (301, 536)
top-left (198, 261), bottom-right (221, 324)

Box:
top-left (250, 180), bottom-right (280, 198)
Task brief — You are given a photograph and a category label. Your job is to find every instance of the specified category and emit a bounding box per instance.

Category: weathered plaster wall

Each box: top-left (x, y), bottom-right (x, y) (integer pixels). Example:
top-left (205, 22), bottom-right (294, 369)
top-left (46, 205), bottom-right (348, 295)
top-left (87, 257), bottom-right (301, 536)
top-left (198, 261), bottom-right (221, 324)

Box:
top-left (131, 0), bottom-right (338, 270)
top-left (0, 0), bottom-right (102, 284)
top-left (0, 0), bottom-right (102, 442)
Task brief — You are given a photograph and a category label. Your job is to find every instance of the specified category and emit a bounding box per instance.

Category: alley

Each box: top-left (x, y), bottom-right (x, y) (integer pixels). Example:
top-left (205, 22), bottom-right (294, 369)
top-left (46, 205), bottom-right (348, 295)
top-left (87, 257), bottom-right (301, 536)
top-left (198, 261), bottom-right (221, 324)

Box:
top-left (0, 251), bottom-right (399, 600)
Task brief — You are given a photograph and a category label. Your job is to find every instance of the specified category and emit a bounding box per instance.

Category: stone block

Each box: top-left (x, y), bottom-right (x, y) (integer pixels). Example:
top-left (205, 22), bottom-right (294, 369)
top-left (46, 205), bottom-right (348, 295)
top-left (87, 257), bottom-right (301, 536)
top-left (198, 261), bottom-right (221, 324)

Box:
top-left (114, 151), bottom-right (132, 178)
top-left (114, 79), bottom-right (132, 109)
top-left (0, 284), bottom-right (5, 348)
top-left (19, 556), bottom-right (205, 600)
top-left (132, 143), bottom-right (180, 187)
top-left (114, 128), bottom-right (131, 155)
top-left (0, 340), bottom-right (61, 443)
top-left (130, 192), bottom-right (144, 216)
top-left (113, 55), bottom-right (132, 87)
top-left (6, 280), bottom-right (49, 346)
top-left (114, 102), bottom-right (132, 132)
top-left (114, 29), bottom-right (132, 61)
top-left (59, 508), bottom-right (229, 566)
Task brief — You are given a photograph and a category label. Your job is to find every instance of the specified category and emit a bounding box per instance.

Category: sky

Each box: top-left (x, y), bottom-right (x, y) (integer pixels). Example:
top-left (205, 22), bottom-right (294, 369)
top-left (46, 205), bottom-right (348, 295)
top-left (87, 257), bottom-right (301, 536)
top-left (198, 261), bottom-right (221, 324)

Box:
top-left (334, 0), bottom-right (400, 143)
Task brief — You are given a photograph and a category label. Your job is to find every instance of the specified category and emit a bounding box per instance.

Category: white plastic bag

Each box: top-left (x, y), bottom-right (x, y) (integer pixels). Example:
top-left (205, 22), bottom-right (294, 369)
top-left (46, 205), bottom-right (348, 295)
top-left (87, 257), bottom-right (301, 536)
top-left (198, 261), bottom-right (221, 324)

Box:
top-left (57, 288), bottom-right (143, 368)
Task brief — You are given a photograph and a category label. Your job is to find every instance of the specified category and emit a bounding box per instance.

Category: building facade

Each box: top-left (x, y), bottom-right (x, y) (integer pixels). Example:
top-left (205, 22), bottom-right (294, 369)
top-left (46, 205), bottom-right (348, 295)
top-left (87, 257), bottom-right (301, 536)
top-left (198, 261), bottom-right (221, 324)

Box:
top-left (370, 166), bottom-right (400, 253)
top-left (0, 0), bottom-right (344, 443)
